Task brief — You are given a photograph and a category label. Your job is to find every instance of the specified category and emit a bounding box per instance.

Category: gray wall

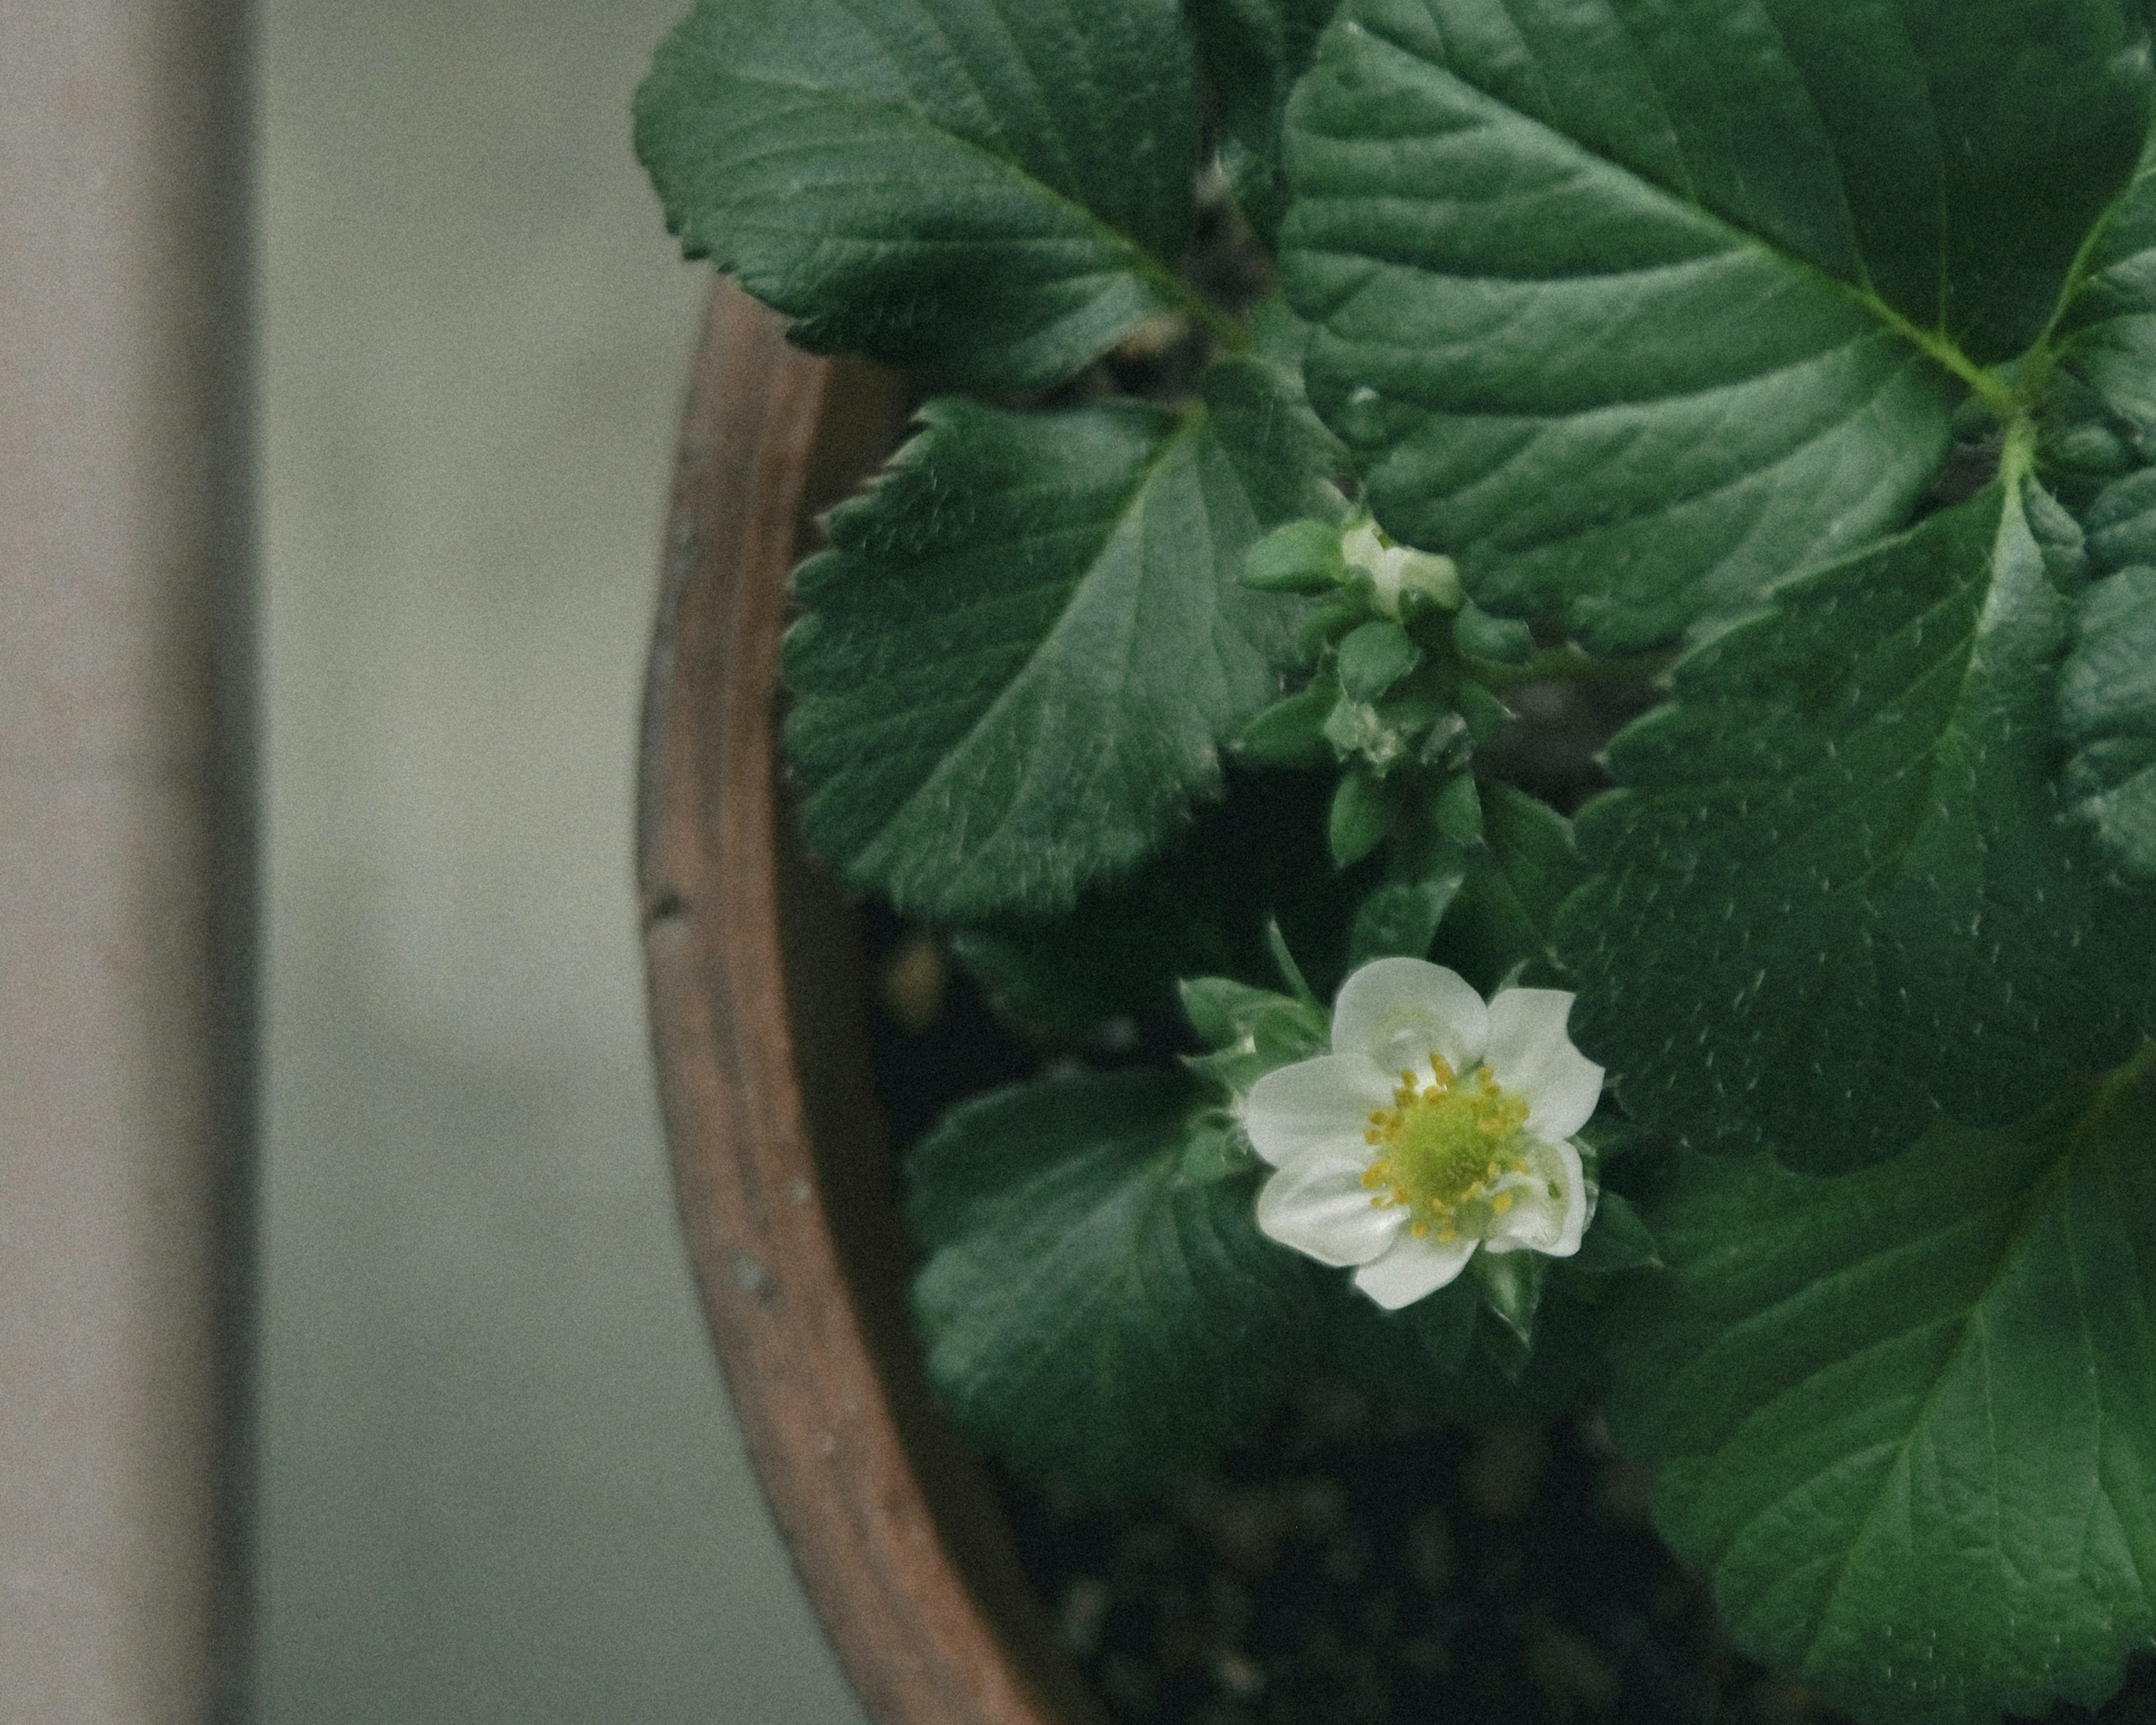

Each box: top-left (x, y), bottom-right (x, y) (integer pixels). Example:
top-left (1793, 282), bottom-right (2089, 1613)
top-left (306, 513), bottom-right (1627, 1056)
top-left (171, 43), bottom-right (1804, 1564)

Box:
top-left (255, 0), bottom-right (870, 1718)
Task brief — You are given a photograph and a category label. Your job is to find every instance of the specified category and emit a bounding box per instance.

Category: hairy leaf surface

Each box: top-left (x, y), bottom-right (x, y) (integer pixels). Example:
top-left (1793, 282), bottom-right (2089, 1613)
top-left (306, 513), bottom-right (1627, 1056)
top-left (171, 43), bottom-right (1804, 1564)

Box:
top-left (910, 1069), bottom-right (1313, 1485)
top-left (2062, 566), bottom-right (2156, 878)
top-left (2056, 138), bottom-right (2156, 448)
top-left (635, 0), bottom-right (1201, 386)
top-left (2059, 469), bottom-right (2156, 877)
top-left (785, 397), bottom-right (1309, 920)
top-left (1280, 0), bottom-right (2150, 648)
top-left (1612, 1066), bottom-right (2156, 1724)
top-left (1560, 481), bottom-right (2135, 1170)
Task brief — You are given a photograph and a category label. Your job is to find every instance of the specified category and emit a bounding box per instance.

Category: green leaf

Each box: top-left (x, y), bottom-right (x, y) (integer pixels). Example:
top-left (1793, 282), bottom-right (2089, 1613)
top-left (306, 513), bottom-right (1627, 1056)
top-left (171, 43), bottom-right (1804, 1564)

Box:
top-left (910, 1068), bottom-right (1314, 1487)
top-left (1567, 1187), bottom-right (1659, 1274)
top-left (1184, 0), bottom-right (1342, 241)
top-left (1432, 782), bottom-right (1583, 994)
top-left (1280, 0), bottom-right (2152, 649)
top-left (1203, 298), bottom-right (1352, 527)
top-left (634, 0), bottom-right (1202, 387)
top-left (1610, 1056), bottom-right (2156, 1725)
top-left (2083, 464), bottom-right (2156, 572)
top-left (2061, 565), bottom-right (2156, 877)
top-left (1561, 480), bottom-right (2140, 1171)
top-left (785, 398), bottom-right (1305, 920)
top-left (1325, 1266), bottom-right (1479, 1390)
top-left (2055, 137), bottom-right (2156, 450)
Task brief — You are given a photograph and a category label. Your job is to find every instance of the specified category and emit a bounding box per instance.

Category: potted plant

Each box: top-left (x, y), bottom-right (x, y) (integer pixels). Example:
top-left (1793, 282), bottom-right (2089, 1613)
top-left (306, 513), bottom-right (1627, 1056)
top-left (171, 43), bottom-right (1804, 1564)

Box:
top-left (636, 3), bottom-right (2156, 1721)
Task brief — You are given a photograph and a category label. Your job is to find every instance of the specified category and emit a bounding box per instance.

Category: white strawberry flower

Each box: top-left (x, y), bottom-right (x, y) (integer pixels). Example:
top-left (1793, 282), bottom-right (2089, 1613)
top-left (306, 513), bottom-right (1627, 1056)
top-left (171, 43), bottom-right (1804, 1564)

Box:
top-left (1244, 958), bottom-right (1603, 1309)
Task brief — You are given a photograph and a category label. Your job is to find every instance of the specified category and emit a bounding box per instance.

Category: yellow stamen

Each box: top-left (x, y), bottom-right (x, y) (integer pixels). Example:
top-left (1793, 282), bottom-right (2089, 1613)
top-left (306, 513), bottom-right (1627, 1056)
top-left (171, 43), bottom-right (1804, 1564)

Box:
top-left (1357, 1050), bottom-right (1535, 1242)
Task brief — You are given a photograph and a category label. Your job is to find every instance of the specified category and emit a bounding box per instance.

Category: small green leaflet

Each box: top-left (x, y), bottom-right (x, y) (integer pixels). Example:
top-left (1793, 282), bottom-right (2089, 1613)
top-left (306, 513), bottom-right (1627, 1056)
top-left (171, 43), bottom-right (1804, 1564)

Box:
top-left (1610, 1059), bottom-right (2156, 1725)
top-left (1182, 0), bottom-right (1342, 243)
top-left (784, 395), bottom-right (1308, 920)
top-left (634, 0), bottom-right (1201, 387)
top-left (1560, 479), bottom-right (2136, 1171)
top-left (1279, 0), bottom-right (2152, 650)
top-left (909, 1068), bottom-right (1314, 1486)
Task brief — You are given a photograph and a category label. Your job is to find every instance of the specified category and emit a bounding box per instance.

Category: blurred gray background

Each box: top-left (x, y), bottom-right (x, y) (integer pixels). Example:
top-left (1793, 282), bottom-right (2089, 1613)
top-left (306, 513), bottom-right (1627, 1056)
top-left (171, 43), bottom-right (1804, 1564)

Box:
top-left (254, 0), bottom-right (870, 1717)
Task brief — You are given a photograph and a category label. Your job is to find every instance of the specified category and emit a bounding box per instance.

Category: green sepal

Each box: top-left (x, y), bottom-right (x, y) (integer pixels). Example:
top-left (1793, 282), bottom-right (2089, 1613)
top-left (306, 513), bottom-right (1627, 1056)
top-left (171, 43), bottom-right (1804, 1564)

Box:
top-left (1453, 601), bottom-right (1536, 666)
top-left (1176, 1108), bottom-right (1259, 1184)
top-left (1335, 619), bottom-right (1423, 701)
top-left (1429, 772), bottom-right (1483, 847)
top-left (1244, 518), bottom-right (1346, 594)
top-left (1454, 681), bottom-right (1511, 746)
top-left (1295, 595), bottom-right (1364, 656)
top-left (1263, 916), bottom-right (1322, 1007)
top-left (1329, 766), bottom-right (1404, 867)
top-left (1470, 1249), bottom-right (1546, 1350)
top-left (1236, 674), bottom-right (1337, 768)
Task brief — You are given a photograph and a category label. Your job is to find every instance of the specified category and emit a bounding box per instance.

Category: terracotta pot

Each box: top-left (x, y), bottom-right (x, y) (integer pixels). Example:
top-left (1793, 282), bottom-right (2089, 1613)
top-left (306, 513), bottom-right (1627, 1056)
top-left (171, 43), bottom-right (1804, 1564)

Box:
top-left (637, 280), bottom-right (1106, 1725)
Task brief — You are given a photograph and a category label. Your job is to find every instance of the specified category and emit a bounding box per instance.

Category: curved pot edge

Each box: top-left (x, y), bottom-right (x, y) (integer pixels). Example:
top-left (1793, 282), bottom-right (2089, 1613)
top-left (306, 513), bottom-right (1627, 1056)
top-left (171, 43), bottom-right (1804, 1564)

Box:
top-left (636, 279), bottom-right (1106, 1725)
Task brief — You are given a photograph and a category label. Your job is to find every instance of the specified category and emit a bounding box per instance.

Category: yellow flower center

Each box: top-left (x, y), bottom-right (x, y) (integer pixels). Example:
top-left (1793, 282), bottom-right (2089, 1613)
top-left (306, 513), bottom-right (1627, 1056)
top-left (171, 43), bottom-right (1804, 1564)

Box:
top-left (1361, 1055), bottom-right (1534, 1242)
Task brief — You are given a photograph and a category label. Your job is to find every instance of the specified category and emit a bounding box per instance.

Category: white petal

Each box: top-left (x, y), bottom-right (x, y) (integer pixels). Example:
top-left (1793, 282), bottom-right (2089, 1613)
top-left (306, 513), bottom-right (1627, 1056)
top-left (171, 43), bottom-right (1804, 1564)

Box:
top-left (1483, 988), bottom-right (1604, 1142)
top-left (1332, 957), bottom-right (1487, 1081)
top-left (1244, 1054), bottom-right (1393, 1168)
top-left (1256, 1150), bottom-right (1401, 1267)
top-left (1483, 1138), bottom-right (1587, 1258)
top-left (1351, 1231), bottom-right (1477, 1308)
